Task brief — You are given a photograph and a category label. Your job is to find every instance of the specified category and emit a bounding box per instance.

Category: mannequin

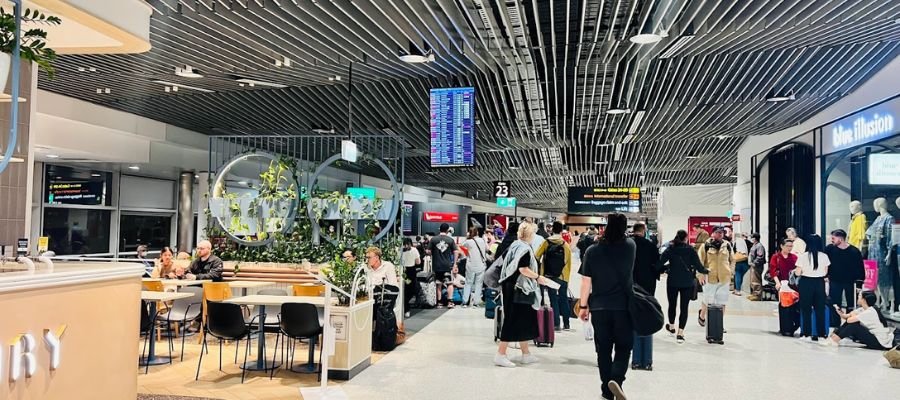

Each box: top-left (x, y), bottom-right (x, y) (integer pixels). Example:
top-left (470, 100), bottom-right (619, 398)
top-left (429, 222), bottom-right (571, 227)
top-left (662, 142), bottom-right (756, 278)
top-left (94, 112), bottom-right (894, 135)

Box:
top-left (892, 197), bottom-right (900, 318)
top-left (866, 197), bottom-right (893, 312)
top-left (848, 200), bottom-right (867, 249)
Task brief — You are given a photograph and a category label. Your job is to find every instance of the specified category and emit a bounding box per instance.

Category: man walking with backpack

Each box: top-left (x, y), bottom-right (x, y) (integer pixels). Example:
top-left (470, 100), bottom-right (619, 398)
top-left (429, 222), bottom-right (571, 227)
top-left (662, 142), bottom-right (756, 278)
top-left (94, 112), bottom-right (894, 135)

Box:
top-left (536, 221), bottom-right (573, 331)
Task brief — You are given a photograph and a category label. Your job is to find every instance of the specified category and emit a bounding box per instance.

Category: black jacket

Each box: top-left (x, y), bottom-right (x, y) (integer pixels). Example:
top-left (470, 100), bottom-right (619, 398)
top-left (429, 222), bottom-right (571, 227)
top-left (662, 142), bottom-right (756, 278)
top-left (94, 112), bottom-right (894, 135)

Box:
top-left (632, 235), bottom-right (661, 293)
top-left (658, 242), bottom-right (708, 289)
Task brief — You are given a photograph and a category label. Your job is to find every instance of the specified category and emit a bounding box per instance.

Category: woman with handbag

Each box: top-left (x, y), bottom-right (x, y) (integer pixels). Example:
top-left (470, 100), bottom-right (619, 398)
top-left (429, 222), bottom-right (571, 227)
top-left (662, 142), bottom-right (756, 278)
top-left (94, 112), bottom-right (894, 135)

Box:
top-left (795, 234), bottom-right (831, 341)
top-left (493, 222), bottom-right (549, 368)
top-left (577, 214), bottom-right (636, 400)
top-left (658, 230), bottom-right (709, 344)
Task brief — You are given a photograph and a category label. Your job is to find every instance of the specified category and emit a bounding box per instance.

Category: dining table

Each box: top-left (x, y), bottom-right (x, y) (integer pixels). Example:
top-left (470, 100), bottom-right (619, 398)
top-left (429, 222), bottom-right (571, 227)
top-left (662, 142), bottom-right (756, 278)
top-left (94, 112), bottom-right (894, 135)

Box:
top-left (140, 290), bottom-right (194, 366)
top-left (226, 280), bottom-right (276, 296)
top-left (142, 278), bottom-right (210, 290)
top-left (224, 295), bottom-right (333, 371)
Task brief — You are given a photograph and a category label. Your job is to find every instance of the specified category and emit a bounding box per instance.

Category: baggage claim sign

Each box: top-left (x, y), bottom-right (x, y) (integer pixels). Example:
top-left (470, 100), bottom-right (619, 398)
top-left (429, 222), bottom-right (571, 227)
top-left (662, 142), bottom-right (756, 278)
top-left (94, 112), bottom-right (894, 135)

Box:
top-left (567, 187), bottom-right (642, 214)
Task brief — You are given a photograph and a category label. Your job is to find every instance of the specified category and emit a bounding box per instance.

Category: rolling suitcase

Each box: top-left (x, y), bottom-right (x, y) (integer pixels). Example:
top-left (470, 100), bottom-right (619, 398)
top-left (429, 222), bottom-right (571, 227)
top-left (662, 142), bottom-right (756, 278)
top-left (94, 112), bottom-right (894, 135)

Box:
top-left (778, 304), bottom-right (800, 336)
top-left (631, 334), bottom-right (653, 370)
top-left (494, 291), bottom-right (504, 342)
top-left (800, 309), bottom-right (831, 337)
top-left (484, 288), bottom-right (498, 319)
top-left (534, 289), bottom-right (555, 347)
top-left (706, 305), bottom-right (725, 344)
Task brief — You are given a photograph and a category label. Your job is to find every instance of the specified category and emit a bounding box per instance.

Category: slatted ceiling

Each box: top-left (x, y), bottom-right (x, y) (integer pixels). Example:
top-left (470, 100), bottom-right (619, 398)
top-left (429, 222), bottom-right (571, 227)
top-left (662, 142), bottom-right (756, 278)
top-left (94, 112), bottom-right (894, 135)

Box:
top-left (37, 1), bottom-right (900, 214)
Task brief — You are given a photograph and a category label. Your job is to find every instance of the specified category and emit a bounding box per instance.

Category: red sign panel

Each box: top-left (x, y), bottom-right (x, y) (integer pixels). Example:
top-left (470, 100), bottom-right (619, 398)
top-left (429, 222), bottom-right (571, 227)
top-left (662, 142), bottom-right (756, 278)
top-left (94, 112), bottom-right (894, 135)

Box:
top-left (687, 216), bottom-right (733, 245)
top-left (731, 214), bottom-right (742, 222)
top-left (423, 212), bottom-right (460, 223)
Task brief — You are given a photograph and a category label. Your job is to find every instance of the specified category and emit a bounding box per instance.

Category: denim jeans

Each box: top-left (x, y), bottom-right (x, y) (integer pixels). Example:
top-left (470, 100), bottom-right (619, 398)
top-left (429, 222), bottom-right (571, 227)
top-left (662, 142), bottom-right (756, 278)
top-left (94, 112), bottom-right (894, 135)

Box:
top-left (545, 277), bottom-right (571, 329)
top-left (734, 261), bottom-right (750, 294)
top-left (462, 268), bottom-right (484, 306)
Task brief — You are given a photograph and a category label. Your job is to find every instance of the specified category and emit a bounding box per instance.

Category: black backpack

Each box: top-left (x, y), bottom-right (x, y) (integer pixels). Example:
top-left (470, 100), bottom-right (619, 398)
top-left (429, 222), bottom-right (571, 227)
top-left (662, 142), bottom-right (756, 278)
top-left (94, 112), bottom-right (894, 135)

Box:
top-left (372, 284), bottom-right (399, 351)
top-left (542, 242), bottom-right (566, 278)
top-left (577, 234), bottom-right (595, 255)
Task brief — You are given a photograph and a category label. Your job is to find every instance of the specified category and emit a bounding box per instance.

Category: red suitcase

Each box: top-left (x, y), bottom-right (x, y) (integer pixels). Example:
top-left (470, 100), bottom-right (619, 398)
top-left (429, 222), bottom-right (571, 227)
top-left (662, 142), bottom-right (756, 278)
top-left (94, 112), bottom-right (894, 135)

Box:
top-left (535, 289), bottom-right (555, 347)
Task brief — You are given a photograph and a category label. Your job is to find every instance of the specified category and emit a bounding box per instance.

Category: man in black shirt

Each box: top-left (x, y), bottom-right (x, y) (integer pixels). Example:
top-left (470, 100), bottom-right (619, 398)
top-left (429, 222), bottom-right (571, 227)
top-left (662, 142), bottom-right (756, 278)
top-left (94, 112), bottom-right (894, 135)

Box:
top-left (186, 240), bottom-right (224, 282)
top-left (428, 223), bottom-right (464, 308)
top-left (631, 223), bottom-right (660, 295)
top-left (825, 229), bottom-right (865, 310)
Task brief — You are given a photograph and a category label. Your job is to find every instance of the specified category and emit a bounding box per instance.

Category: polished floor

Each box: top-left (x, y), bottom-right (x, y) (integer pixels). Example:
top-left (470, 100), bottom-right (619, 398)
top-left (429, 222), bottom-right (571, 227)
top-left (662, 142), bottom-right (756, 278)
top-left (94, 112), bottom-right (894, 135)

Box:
top-left (341, 280), bottom-right (900, 400)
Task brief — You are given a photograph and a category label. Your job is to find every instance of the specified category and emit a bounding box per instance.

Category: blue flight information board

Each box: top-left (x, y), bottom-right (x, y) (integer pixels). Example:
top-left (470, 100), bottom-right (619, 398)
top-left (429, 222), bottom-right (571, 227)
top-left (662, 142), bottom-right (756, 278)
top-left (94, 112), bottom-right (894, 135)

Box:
top-left (430, 87), bottom-right (475, 167)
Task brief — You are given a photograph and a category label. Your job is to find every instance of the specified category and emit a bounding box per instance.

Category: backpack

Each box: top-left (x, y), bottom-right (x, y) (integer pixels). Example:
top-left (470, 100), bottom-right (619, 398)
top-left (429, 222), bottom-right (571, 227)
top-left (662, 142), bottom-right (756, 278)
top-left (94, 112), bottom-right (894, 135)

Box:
top-left (753, 244), bottom-right (767, 267)
top-left (372, 284), bottom-right (399, 351)
top-left (577, 234), bottom-right (595, 256)
top-left (542, 243), bottom-right (566, 278)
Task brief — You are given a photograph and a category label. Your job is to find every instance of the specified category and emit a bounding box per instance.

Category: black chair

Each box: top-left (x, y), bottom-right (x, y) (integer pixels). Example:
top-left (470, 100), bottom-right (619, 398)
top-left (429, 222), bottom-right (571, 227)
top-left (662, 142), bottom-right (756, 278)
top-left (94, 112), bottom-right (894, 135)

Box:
top-left (278, 302), bottom-right (324, 377)
top-left (157, 286), bottom-right (203, 361)
top-left (196, 301), bottom-right (255, 383)
top-left (139, 300), bottom-right (172, 374)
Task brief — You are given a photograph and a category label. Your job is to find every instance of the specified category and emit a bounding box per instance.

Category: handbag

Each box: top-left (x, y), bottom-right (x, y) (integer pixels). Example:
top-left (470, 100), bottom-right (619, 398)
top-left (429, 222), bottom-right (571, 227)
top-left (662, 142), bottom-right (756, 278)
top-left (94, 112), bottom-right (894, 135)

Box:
top-left (735, 253), bottom-right (748, 263)
top-left (691, 278), bottom-right (701, 301)
top-left (884, 346), bottom-right (900, 369)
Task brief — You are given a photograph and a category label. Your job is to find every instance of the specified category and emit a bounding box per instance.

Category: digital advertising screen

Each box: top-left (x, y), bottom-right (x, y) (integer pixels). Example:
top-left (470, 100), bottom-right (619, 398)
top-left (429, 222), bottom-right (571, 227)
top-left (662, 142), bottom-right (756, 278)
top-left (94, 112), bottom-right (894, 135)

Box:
top-left (46, 181), bottom-right (106, 205)
top-left (430, 87), bottom-right (475, 167)
top-left (567, 187), bottom-right (642, 214)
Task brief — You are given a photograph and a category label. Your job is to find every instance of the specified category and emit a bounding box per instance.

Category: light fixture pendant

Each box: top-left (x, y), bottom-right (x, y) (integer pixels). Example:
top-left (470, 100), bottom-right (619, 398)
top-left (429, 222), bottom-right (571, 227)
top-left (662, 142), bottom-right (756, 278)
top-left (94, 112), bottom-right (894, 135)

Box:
top-left (607, 106), bottom-right (632, 115)
top-left (175, 65), bottom-right (203, 78)
top-left (766, 90), bottom-right (796, 102)
top-left (400, 40), bottom-right (435, 63)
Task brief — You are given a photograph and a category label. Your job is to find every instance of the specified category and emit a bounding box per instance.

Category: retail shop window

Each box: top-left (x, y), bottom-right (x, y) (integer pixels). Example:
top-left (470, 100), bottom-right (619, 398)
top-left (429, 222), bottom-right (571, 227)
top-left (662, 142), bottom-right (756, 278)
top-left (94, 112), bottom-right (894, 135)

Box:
top-left (42, 208), bottom-right (111, 255)
top-left (119, 214), bottom-right (173, 252)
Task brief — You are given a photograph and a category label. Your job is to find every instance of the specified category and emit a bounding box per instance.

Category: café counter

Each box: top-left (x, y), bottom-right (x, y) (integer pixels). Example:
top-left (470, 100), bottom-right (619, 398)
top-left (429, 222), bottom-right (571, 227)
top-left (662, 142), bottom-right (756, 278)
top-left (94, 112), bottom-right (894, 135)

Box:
top-left (0, 262), bottom-right (144, 400)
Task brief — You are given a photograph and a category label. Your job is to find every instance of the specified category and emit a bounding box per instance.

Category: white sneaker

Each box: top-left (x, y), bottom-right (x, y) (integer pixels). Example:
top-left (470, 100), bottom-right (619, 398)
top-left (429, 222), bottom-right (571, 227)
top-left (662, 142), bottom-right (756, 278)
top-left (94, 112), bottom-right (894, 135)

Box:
top-left (799, 336), bottom-right (814, 343)
top-left (493, 354), bottom-right (516, 368)
top-left (608, 381), bottom-right (627, 400)
top-left (512, 354), bottom-right (539, 365)
top-left (462, 305), bottom-right (468, 309)
top-left (839, 338), bottom-right (854, 345)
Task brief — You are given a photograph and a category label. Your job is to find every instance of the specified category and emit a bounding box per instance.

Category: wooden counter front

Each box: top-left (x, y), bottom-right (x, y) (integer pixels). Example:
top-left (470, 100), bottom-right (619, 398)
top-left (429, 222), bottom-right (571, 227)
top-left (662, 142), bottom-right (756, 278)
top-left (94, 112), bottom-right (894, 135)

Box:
top-left (0, 263), bottom-right (143, 400)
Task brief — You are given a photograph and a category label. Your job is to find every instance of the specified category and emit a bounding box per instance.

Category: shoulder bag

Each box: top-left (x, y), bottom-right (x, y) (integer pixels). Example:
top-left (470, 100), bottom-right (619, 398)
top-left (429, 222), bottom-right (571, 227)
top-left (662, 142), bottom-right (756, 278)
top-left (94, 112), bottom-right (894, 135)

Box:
top-left (611, 259), bottom-right (664, 336)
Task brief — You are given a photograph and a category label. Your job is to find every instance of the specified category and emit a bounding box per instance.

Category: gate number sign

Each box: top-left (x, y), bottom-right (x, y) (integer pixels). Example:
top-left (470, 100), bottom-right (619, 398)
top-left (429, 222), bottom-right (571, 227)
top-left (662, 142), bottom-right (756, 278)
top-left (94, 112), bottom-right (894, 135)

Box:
top-left (493, 181), bottom-right (510, 198)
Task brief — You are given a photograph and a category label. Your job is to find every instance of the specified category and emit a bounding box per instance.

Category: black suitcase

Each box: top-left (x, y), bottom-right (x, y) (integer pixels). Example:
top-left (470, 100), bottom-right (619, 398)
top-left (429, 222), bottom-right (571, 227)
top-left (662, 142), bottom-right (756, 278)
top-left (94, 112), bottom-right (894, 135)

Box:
top-left (706, 305), bottom-right (725, 344)
top-left (778, 304), bottom-right (800, 336)
top-left (494, 301), bottom-right (504, 342)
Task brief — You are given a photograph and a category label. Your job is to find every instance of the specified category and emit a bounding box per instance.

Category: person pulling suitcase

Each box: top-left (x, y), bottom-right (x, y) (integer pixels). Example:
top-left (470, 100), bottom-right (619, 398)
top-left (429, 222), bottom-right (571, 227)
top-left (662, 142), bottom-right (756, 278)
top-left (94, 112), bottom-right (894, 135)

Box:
top-left (697, 228), bottom-right (733, 345)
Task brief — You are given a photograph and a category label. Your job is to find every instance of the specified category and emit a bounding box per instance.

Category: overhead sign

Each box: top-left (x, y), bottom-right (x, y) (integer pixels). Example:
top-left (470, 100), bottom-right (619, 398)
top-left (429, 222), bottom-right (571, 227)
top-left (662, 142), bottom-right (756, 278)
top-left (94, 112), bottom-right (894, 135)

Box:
top-left (823, 96), bottom-right (900, 155)
top-left (731, 214), bottom-right (742, 222)
top-left (496, 197), bottom-right (517, 208)
top-left (493, 181), bottom-right (510, 198)
top-left (567, 187), bottom-right (641, 214)
top-left (423, 211), bottom-right (459, 223)
top-left (868, 153), bottom-right (900, 185)
top-left (46, 181), bottom-right (105, 205)
top-left (346, 186), bottom-right (376, 200)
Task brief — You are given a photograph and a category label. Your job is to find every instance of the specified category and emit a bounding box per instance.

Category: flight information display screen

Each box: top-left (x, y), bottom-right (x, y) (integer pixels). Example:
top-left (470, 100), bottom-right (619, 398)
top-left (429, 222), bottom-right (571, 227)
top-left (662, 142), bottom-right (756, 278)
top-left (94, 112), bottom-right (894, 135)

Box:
top-left (568, 187), bottom-right (642, 214)
top-left (430, 87), bottom-right (475, 167)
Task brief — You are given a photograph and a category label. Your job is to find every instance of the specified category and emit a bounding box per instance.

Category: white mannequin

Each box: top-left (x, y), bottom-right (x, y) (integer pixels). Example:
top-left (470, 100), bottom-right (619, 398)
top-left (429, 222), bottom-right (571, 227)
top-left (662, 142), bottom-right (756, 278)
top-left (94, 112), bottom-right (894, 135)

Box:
top-left (850, 200), bottom-right (862, 215)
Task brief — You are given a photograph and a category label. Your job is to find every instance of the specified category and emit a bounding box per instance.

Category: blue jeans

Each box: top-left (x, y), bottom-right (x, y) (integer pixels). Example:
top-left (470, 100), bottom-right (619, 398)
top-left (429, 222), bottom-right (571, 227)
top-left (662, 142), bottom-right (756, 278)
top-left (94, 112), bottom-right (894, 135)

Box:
top-left (545, 277), bottom-right (571, 329)
top-left (735, 261), bottom-right (750, 294)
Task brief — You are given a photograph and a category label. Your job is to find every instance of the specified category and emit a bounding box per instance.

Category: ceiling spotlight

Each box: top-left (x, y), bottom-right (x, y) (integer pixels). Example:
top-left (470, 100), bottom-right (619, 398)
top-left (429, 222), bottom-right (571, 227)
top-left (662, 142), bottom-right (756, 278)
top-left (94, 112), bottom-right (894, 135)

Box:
top-left (686, 155), bottom-right (700, 159)
top-left (238, 180), bottom-right (248, 185)
top-left (730, 175), bottom-right (738, 178)
top-left (172, 86), bottom-right (179, 92)
top-left (89, 67), bottom-right (96, 72)
top-left (595, 161), bottom-right (608, 165)
top-left (509, 166), bottom-right (521, 170)
top-left (77, 67), bottom-right (85, 72)
top-left (153, 80), bottom-right (213, 93)
top-left (275, 56), bottom-right (292, 67)
top-left (165, 86), bottom-right (171, 92)
top-left (46, 154), bottom-right (59, 158)
top-left (717, 135), bottom-right (728, 140)
top-left (91, 173), bottom-right (101, 177)
top-left (175, 65), bottom-right (203, 78)
top-left (128, 165), bottom-right (140, 171)
top-left (659, 179), bottom-right (671, 182)
top-left (400, 40), bottom-right (435, 63)
top-left (328, 75), bottom-right (341, 81)
top-left (766, 91), bottom-right (796, 102)
top-left (104, 88), bottom-right (110, 94)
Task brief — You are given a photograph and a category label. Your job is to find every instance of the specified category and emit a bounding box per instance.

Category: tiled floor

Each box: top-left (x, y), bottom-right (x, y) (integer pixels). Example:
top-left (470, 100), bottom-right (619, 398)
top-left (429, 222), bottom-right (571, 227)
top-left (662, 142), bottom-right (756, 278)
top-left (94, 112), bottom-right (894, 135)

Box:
top-left (340, 280), bottom-right (900, 400)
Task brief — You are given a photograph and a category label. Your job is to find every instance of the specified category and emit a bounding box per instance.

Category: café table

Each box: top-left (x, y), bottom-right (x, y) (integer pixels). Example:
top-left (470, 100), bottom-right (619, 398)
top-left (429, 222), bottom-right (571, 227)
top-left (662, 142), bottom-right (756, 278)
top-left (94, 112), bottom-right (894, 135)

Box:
top-left (227, 280), bottom-right (276, 296)
top-left (225, 295), bottom-right (333, 371)
top-left (142, 278), bottom-right (209, 290)
top-left (140, 290), bottom-right (194, 366)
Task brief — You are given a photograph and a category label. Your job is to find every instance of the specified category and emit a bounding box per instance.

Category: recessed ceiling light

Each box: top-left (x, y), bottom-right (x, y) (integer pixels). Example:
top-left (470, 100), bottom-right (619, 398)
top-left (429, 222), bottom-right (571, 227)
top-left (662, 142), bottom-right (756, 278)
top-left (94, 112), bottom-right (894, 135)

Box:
top-left (153, 80), bottom-right (214, 93)
top-left (607, 107), bottom-right (632, 115)
top-left (91, 173), bottom-right (101, 177)
top-left (194, 174), bottom-right (199, 178)
top-left (659, 179), bottom-right (671, 182)
top-left (235, 78), bottom-right (287, 88)
top-left (128, 165), bottom-right (140, 171)
top-left (630, 33), bottom-right (663, 45)
top-left (175, 65), bottom-right (203, 78)
top-left (509, 166), bottom-right (521, 170)
top-left (730, 175), bottom-right (738, 178)
top-left (595, 161), bottom-right (608, 165)
top-left (488, 148), bottom-right (504, 152)
top-left (766, 91), bottom-right (796, 102)
top-left (238, 180), bottom-right (248, 185)
top-left (686, 155), bottom-right (700, 159)
top-left (46, 154), bottom-right (59, 158)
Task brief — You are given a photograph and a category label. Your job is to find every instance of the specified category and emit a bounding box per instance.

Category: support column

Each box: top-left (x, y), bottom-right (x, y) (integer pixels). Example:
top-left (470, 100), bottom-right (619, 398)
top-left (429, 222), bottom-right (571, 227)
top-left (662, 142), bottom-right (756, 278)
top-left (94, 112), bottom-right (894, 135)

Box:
top-left (177, 171), bottom-right (194, 253)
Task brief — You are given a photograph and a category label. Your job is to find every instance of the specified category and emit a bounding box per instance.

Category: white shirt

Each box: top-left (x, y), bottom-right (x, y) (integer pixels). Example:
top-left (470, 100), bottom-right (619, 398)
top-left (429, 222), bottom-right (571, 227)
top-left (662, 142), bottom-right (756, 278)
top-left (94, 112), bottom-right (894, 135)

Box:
top-left (796, 252), bottom-right (830, 278)
top-left (790, 237), bottom-right (806, 255)
top-left (852, 307), bottom-right (894, 348)
top-left (462, 237), bottom-right (488, 270)
top-left (368, 261), bottom-right (399, 287)
top-left (400, 248), bottom-right (421, 268)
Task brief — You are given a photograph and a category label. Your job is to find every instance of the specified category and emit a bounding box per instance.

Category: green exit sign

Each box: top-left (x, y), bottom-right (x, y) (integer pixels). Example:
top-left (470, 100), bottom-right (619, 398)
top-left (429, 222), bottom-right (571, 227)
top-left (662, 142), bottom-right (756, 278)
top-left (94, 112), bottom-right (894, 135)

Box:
top-left (497, 197), bottom-right (517, 208)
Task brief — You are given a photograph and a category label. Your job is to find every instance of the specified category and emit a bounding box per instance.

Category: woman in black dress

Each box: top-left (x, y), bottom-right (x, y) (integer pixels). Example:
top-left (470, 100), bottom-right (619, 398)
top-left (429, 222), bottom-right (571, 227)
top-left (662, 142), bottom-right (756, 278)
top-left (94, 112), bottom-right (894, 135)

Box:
top-left (494, 222), bottom-right (548, 368)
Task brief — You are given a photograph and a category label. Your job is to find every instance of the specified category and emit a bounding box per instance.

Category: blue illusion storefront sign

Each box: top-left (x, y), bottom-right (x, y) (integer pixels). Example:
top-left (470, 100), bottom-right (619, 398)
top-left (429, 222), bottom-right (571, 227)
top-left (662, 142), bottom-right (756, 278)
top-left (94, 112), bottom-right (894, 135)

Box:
top-left (823, 96), bottom-right (900, 155)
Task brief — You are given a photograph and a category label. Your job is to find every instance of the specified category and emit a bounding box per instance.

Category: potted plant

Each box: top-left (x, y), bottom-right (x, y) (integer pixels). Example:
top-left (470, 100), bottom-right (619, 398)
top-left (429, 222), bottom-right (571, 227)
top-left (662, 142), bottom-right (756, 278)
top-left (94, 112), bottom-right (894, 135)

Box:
top-left (0, 7), bottom-right (61, 92)
top-left (319, 254), bottom-right (366, 306)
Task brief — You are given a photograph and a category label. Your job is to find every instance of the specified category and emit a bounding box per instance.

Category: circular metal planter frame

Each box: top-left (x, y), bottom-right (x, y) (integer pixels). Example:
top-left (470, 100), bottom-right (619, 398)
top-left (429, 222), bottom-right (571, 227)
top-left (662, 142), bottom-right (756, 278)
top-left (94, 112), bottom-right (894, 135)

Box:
top-left (306, 153), bottom-right (401, 246)
top-left (212, 151), bottom-right (300, 247)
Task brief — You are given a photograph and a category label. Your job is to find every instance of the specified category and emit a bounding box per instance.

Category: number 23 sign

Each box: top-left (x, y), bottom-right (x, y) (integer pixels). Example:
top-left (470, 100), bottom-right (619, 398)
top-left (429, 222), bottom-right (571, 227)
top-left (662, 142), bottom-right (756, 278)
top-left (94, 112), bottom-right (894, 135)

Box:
top-left (493, 181), bottom-right (510, 198)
